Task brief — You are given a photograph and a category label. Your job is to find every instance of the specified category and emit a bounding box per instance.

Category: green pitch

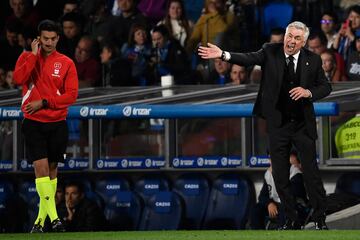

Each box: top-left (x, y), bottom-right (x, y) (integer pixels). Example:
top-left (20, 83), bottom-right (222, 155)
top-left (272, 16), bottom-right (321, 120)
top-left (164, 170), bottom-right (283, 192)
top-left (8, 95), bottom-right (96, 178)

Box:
top-left (1, 230), bottom-right (360, 240)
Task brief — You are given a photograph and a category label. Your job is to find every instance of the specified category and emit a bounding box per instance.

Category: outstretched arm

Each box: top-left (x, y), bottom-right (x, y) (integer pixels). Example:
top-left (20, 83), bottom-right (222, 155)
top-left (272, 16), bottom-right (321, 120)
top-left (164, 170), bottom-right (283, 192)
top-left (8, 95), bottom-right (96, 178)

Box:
top-left (198, 43), bottom-right (222, 59)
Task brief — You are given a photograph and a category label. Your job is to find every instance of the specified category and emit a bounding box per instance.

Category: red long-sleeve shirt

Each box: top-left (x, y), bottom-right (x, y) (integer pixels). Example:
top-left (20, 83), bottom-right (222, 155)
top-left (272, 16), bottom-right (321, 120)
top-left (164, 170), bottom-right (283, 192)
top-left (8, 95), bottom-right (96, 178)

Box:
top-left (13, 50), bottom-right (78, 122)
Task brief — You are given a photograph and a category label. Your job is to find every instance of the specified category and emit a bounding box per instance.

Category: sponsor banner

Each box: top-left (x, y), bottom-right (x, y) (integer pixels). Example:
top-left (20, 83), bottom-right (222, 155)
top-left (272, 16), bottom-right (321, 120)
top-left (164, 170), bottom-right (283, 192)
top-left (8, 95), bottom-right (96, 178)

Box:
top-left (0, 103), bottom-right (338, 120)
top-left (0, 107), bottom-right (22, 120)
top-left (96, 157), bottom-right (165, 170)
top-left (19, 158), bottom-right (89, 171)
top-left (172, 156), bottom-right (242, 168)
top-left (248, 155), bottom-right (271, 167)
top-left (0, 161), bottom-right (13, 172)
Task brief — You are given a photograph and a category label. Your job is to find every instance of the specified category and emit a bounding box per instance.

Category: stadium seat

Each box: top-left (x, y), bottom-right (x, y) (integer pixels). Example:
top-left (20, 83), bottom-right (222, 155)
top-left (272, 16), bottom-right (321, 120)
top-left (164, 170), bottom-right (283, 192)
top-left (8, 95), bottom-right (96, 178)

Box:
top-left (134, 176), bottom-right (170, 203)
top-left (95, 177), bottom-right (131, 203)
top-left (335, 173), bottom-right (360, 196)
top-left (18, 181), bottom-right (39, 231)
top-left (173, 174), bottom-right (210, 229)
top-left (261, 1), bottom-right (294, 37)
top-left (104, 190), bottom-right (142, 230)
top-left (202, 174), bottom-right (255, 229)
top-left (138, 191), bottom-right (182, 230)
top-left (0, 180), bottom-right (14, 219)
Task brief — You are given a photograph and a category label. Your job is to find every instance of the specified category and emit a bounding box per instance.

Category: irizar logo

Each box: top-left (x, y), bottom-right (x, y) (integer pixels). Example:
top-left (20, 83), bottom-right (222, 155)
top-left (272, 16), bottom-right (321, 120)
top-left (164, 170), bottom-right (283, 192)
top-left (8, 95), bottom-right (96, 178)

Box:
top-left (68, 159), bottom-right (75, 168)
top-left (122, 106), bottom-right (151, 117)
top-left (121, 159), bottom-right (128, 168)
top-left (250, 156), bottom-right (257, 166)
top-left (97, 160), bottom-right (104, 169)
top-left (145, 158), bottom-right (152, 168)
top-left (80, 107), bottom-right (109, 117)
top-left (1, 109), bottom-right (21, 117)
top-left (221, 157), bottom-right (228, 166)
top-left (172, 158), bottom-right (180, 167)
top-left (197, 157), bottom-right (204, 166)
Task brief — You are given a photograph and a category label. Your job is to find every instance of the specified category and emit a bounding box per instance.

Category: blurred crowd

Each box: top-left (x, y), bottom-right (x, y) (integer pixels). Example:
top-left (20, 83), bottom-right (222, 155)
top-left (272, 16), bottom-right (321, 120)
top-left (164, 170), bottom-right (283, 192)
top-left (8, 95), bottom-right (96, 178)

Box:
top-left (0, 0), bottom-right (359, 90)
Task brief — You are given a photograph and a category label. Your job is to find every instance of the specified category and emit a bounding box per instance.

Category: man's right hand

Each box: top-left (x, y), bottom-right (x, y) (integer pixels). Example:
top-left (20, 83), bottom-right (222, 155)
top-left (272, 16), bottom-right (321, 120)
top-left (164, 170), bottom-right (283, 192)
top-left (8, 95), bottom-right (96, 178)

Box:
top-left (31, 38), bottom-right (40, 55)
top-left (198, 43), bottom-right (222, 59)
top-left (267, 202), bottom-right (278, 218)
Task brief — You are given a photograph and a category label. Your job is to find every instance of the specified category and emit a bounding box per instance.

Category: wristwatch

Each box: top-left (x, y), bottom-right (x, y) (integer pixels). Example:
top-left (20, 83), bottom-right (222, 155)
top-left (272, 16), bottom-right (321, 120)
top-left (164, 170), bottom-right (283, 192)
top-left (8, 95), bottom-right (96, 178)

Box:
top-left (221, 51), bottom-right (226, 61)
top-left (42, 99), bottom-right (48, 109)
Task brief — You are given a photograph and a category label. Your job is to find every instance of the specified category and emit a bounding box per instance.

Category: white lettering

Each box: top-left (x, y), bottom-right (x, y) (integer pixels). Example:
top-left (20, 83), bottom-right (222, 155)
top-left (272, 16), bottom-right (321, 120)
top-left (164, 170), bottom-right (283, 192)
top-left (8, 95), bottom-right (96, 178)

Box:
top-left (2, 109), bottom-right (21, 117)
top-left (106, 185), bottom-right (121, 190)
top-left (349, 63), bottom-right (360, 75)
top-left (90, 108), bottom-right (108, 116)
top-left (184, 184), bottom-right (199, 189)
top-left (155, 202), bottom-right (171, 207)
top-left (145, 184), bottom-right (159, 189)
top-left (132, 108), bottom-right (151, 116)
top-left (223, 183), bottom-right (238, 189)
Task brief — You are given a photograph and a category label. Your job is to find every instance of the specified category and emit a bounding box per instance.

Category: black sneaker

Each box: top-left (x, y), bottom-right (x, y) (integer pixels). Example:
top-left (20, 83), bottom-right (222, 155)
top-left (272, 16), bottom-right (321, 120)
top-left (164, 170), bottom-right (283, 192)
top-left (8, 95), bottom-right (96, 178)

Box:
top-left (51, 218), bottom-right (66, 232)
top-left (30, 223), bottom-right (44, 233)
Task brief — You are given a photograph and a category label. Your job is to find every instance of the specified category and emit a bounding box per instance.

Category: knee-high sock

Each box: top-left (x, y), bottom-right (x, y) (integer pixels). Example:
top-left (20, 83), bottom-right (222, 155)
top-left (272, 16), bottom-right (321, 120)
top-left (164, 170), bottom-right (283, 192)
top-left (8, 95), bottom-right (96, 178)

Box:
top-left (34, 177), bottom-right (48, 227)
top-left (35, 177), bottom-right (59, 223)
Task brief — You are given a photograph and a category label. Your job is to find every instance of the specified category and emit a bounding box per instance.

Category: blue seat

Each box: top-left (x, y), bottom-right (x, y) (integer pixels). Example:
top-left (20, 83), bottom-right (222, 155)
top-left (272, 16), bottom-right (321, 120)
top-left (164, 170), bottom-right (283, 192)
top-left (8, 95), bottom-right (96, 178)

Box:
top-left (261, 1), bottom-right (294, 37)
top-left (104, 191), bottom-right (142, 230)
top-left (134, 177), bottom-right (170, 203)
top-left (95, 178), bottom-right (130, 203)
top-left (18, 181), bottom-right (39, 231)
top-left (138, 191), bottom-right (182, 230)
top-left (0, 180), bottom-right (14, 219)
top-left (202, 174), bottom-right (255, 229)
top-left (173, 174), bottom-right (210, 229)
top-left (335, 173), bottom-right (360, 196)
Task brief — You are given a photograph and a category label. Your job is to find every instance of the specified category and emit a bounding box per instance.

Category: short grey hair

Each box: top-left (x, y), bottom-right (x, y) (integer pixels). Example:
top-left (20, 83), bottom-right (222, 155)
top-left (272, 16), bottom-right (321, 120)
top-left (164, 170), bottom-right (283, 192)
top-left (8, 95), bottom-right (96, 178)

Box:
top-left (286, 21), bottom-right (310, 42)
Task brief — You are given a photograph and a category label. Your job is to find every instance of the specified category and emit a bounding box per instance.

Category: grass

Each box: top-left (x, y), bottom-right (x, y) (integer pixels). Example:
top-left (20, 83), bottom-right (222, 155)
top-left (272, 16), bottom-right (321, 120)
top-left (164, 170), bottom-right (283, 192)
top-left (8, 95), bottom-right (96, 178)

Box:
top-left (1, 230), bottom-right (360, 240)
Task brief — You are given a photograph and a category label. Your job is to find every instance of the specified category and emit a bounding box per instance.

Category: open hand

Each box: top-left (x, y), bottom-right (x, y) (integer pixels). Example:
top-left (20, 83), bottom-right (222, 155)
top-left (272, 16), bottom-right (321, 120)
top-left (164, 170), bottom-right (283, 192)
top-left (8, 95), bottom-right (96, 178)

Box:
top-left (25, 100), bottom-right (43, 114)
top-left (198, 43), bottom-right (222, 59)
top-left (289, 87), bottom-right (311, 101)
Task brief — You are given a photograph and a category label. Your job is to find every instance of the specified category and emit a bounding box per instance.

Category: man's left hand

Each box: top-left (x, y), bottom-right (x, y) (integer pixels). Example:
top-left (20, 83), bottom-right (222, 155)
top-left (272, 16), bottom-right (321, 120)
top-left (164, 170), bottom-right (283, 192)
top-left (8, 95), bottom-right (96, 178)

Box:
top-left (289, 87), bottom-right (311, 101)
top-left (25, 100), bottom-right (43, 114)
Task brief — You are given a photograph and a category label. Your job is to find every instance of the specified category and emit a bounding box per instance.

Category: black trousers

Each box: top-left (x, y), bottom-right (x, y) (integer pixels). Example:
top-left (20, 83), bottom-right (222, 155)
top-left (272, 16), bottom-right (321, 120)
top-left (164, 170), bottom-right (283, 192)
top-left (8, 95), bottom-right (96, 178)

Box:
top-left (268, 119), bottom-right (327, 222)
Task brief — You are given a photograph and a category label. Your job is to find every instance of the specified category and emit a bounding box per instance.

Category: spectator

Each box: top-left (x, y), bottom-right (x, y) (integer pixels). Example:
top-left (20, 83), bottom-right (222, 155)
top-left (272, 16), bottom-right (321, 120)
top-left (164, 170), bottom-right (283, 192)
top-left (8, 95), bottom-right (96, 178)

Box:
top-left (101, 42), bottom-right (132, 86)
top-left (17, 26), bottom-right (36, 51)
top-left (320, 11), bottom-right (339, 48)
top-left (84, 0), bottom-right (114, 44)
top-left (206, 58), bottom-right (231, 85)
top-left (321, 49), bottom-right (340, 82)
top-left (307, 31), bottom-right (347, 81)
top-left (63, 0), bottom-right (79, 15)
top-left (230, 64), bottom-right (250, 85)
top-left (157, 0), bottom-right (194, 47)
top-left (57, 12), bottom-right (84, 60)
top-left (6, 0), bottom-right (40, 32)
top-left (5, 70), bottom-right (16, 89)
top-left (250, 150), bottom-right (307, 230)
top-left (137, 0), bottom-right (168, 24)
top-left (333, 5), bottom-right (360, 61)
top-left (62, 181), bottom-right (105, 232)
top-left (0, 68), bottom-right (8, 90)
top-left (186, 0), bottom-right (236, 54)
top-left (346, 29), bottom-right (360, 81)
top-left (150, 25), bottom-right (191, 85)
top-left (107, 0), bottom-right (148, 49)
top-left (121, 24), bottom-right (152, 86)
top-left (0, 20), bottom-right (23, 71)
top-left (74, 36), bottom-right (101, 88)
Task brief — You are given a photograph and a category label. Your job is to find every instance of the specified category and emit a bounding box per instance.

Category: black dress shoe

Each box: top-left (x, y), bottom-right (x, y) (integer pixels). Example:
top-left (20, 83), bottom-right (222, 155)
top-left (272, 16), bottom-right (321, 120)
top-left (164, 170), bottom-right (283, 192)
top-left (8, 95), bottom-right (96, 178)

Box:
top-left (279, 220), bottom-right (303, 230)
top-left (314, 219), bottom-right (328, 230)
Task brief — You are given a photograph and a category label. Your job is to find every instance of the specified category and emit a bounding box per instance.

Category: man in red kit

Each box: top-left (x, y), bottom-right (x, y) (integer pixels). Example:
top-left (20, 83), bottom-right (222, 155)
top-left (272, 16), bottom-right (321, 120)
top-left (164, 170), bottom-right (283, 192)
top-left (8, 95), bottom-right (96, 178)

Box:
top-left (13, 20), bottom-right (78, 233)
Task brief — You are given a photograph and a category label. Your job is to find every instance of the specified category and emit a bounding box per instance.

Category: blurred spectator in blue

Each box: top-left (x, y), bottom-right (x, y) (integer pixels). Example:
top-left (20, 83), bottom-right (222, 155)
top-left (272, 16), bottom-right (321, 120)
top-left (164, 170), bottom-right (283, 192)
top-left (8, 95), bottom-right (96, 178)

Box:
top-left (206, 58), bottom-right (231, 85)
top-left (321, 49), bottom-right (341, 82)
top-left (320, 11), bottom-right (339, 48)
top-left (229, 64), bottom-right (250, 85)
top-left (62, 181), bottom-right (105, 232)
top-left (333, 5), bottom-right (360, 61)
top-left (75, 35), bottom-right (101, 88)
top-left (0, 20), bottom-right (23, 71)
top-left (121, 24), bottom-right (152, 86)
top-left (84, 0), bottom-right (115, 44)
top-left (57, 12), bottom-right (84, 60)
top-left (107, 0), bottom-right (148, 50)
top-left (346, 29), bottom-right (360, 81)
top-left (6, 0), bottom-right (40, 32)
top-left (101, 42), bottom-right (133, 86)
top-left (150, 25), bottom-right (191, 85)
top-left (137, 0), bottom-right (168, 24)
top-left (157, 0), bottom-right (194, 47)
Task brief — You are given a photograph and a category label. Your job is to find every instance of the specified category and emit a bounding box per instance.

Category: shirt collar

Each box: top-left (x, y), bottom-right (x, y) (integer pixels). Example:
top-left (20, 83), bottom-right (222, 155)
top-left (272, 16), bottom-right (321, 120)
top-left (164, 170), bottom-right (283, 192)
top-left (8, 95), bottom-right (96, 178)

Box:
top-left (285, 50), bottom-right (300, 62)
